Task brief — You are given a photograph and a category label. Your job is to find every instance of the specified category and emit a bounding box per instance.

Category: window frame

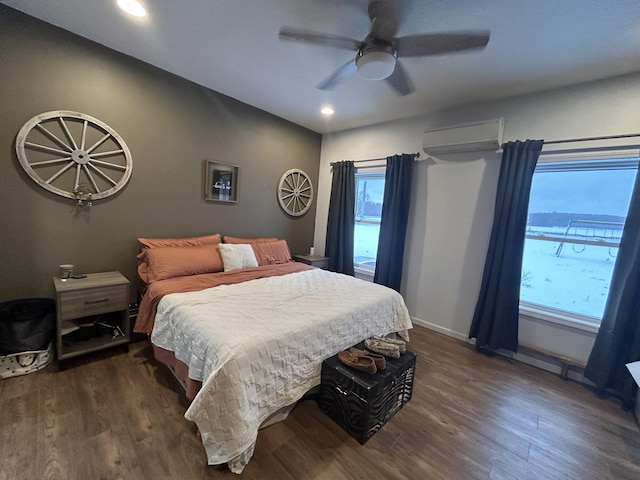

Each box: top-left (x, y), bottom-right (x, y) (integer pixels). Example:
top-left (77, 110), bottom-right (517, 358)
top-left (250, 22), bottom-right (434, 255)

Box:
top-left (518, 147), bottom-right (639, 332)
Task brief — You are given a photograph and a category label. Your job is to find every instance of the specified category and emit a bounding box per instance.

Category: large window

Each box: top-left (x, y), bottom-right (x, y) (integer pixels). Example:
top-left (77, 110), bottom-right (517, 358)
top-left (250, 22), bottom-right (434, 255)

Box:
top-left (520, 155), bottom-right (638, 327)
top-left (354, 170), bottom-right (385, 271)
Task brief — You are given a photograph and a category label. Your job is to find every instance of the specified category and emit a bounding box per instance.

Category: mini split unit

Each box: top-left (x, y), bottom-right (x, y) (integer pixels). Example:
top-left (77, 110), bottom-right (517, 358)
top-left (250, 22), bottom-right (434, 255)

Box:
top-left (422, 118), bottom-right (504, 155)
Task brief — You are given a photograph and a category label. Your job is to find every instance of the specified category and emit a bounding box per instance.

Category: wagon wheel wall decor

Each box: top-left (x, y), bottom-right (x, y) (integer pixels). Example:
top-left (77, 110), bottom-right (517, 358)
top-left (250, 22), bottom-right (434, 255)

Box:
top-left (278, 169), bottom-right (313, 217)
top-left (16, 111), bottom-right (133, 204)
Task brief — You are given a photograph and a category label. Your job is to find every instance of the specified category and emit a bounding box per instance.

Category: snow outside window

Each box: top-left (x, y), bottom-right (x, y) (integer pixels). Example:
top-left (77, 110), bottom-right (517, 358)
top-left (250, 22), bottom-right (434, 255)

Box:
top-left (519, 154), bottom-right (639, 329)
top-left (354, 170), bottom-right (385, 272)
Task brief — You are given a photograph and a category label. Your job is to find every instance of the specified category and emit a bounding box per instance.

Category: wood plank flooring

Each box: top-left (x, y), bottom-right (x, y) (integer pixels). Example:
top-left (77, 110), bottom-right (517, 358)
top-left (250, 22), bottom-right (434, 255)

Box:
top-left (1, 325), bottom-right (638, 479)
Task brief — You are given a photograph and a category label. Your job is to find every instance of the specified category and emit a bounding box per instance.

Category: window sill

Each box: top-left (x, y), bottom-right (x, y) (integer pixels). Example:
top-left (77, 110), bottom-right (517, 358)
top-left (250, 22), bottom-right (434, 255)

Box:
top-left (519, 302), bottom-right (600, 334)
top-left (354, 266), bottom-right (374, 282)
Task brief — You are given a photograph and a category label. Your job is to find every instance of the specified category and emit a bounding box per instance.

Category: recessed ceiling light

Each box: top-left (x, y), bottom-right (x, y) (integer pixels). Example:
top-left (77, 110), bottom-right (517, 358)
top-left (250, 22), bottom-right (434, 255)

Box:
top-left (117, 0), bottom-right (147, 17)
top-left (320, 106), bottom-right (335, 116)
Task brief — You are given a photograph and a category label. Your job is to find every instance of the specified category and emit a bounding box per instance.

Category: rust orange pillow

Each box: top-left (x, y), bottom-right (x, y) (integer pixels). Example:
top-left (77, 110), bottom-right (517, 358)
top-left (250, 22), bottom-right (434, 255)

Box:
top-left (251, 240), bottom-right (292, 266)
top-left (138, 233), bottom-right (222, 250)
top-left (223, 236), bottom-right (278, 244)
top-left (145, 243), bottom-right (224, 282)
top-left (137, 234), bottom-right (222, 283)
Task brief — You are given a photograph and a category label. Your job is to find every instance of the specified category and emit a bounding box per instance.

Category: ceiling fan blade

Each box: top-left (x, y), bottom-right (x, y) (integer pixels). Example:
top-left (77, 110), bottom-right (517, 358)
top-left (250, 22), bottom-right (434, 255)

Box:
top-left (317, 58), bottom-right (357, 90)
top-left (395, 31), bottom-right (490, 57)
top-left (385, 61), bottom-right (414, 96)
top-left (279, 27), bottom-right (360, 51)
top-left (368, 0), bottom-right (397, 41)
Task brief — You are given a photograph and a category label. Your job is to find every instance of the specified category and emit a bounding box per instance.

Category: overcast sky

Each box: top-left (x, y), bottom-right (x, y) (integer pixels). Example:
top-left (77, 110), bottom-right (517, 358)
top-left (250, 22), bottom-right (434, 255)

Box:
top-left (528, 168), bottom-right (637, 216)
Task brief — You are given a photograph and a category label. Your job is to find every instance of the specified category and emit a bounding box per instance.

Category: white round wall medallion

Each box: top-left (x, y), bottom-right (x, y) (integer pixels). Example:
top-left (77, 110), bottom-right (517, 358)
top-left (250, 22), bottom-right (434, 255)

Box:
top-left (15, 110), bottom-right (133, 203)
top-left (277, 168), bottom-right (313, 217)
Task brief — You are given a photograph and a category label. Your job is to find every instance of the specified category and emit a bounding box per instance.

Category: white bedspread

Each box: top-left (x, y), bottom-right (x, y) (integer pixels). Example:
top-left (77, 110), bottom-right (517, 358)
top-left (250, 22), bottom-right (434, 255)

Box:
top-left (150, 268), bottom-right (412, 473)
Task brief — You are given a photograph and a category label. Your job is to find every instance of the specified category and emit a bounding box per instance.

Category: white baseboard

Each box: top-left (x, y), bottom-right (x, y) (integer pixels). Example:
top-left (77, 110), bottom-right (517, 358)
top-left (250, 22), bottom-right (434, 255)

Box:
top-left (410, 317), bottom-right (471, 342)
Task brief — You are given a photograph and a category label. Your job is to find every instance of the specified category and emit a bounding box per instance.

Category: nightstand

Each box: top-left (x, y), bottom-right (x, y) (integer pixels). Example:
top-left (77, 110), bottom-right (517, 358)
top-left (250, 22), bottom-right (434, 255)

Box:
top-left (293, 254), bottom-right (330, 270)
top-left (53, 271), bottom-right (130, 366)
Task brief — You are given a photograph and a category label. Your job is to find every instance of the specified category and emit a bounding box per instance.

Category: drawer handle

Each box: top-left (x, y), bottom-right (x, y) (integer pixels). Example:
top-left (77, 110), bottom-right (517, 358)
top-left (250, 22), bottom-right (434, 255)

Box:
top-left (84, 298), bottom-right (109, 305)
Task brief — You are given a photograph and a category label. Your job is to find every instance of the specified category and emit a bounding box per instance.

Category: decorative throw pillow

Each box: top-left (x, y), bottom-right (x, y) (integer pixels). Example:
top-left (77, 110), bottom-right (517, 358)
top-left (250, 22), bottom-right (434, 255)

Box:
top-left (137, 234), bottom-right (222, 283)
top-left (145, 243), bottom-right (224, 282)
top-left (218, 243), bottom-right (259, 272)
top-left (138, 233), bottom-right (222, 250)
top-left (223, 236), bottom-right (278, 244)
top-left (251, 240), bottom-right (292, 266)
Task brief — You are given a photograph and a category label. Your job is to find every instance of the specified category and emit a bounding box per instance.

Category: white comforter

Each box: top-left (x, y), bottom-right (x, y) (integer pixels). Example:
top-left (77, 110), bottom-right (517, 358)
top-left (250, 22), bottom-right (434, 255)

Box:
top-left (150, 268), bottom-right (412, 473)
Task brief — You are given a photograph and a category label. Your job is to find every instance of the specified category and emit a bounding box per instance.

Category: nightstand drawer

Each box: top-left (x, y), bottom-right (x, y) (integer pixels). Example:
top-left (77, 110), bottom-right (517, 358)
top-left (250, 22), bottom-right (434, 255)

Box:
top-left (59, 284), bottom-right (128, 320)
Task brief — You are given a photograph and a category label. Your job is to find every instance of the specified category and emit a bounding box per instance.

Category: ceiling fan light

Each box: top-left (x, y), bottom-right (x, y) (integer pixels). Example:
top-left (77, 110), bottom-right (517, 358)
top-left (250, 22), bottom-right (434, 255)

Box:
top-left (356, 50), bottom-right (396, 80)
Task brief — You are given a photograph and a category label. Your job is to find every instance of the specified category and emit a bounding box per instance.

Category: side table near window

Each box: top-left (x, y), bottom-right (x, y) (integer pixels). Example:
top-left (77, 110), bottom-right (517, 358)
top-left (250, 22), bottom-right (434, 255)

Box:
top-left (53, 271), bottom-right (130, 368)
top-left (293, 254), bottom-right (329, 270)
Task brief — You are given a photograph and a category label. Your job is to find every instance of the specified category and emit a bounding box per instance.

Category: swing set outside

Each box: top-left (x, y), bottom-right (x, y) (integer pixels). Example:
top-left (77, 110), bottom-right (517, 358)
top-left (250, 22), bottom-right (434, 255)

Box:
top-left (525, 219), bottom-right (624, 258)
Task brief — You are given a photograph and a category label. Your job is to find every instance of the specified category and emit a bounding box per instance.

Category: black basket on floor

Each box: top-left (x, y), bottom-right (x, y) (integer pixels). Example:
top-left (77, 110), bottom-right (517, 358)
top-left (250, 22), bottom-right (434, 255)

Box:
top-left (0, 298), bottom-right (55, 378)
top-left (317, 346), bottom-right (416, 444)
top-left (0, 298), bottom-right (55, 355)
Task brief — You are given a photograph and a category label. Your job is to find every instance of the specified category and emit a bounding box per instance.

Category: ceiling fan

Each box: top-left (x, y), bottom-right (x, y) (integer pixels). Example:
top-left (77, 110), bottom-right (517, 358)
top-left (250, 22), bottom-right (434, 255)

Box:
top-left (279, 0), bottom-right (490, 96)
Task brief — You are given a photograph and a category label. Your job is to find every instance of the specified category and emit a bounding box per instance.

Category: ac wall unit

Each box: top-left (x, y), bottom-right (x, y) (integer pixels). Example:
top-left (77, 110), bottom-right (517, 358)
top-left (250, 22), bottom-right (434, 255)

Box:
top-left (422, 118), bottom-right (504, 155)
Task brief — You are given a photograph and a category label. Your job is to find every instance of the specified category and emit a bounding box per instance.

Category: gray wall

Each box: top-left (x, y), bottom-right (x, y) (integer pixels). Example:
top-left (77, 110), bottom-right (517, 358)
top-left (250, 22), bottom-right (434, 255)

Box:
top-left (0, 6), bottom-right (321, 302)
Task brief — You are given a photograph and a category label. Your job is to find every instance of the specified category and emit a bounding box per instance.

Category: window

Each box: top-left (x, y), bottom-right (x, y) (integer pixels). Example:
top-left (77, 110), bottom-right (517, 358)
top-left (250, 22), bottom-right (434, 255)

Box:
top-left (520, 154), bottom-right (638, 328)
top-left (354, 170), bottom-right (385, 271)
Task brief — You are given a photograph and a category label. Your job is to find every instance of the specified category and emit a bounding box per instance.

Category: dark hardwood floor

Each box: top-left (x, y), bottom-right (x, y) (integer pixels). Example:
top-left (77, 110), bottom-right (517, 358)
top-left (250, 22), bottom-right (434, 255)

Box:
top-left (1, 326), bottom-right (638, 480)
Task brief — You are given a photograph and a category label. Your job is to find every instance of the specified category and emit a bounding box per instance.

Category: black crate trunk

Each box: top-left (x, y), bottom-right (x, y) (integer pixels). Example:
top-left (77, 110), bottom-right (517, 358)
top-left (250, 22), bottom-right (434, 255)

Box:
top-left (317, 347), bottom-right (416, 444)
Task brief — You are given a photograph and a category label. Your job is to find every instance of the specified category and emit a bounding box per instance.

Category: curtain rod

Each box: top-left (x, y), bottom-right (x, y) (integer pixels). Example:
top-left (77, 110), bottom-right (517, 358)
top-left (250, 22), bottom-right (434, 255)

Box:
top-left (330, 152), bottom-right (421, 167)
top-left (502, 132), bottom-right (640, 149)
top-left (544, 133), bottom-right (640, 146)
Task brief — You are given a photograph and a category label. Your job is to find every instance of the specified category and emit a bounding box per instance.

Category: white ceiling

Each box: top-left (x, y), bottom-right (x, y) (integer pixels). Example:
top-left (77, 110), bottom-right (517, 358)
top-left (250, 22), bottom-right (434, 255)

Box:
top-left (3, 0), bottom-right (640, 134)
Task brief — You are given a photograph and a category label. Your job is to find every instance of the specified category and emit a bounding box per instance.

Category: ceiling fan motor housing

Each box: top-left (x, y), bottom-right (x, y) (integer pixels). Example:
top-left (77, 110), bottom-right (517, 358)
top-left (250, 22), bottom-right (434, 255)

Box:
top-left (356, 39), bottom-right (397, 80)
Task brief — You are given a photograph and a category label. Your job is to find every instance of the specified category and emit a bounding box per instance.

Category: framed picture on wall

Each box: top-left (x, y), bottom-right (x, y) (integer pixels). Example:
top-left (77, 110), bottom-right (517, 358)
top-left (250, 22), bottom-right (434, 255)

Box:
top-left (204, 160), bottom-right (239, 203)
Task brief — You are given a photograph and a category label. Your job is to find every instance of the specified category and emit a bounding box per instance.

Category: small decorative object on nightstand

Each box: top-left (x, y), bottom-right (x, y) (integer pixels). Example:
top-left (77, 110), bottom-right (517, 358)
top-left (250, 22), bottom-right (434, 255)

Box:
top-left (53, 271), bottom-right (130, 368)
top-left (293, 254), bottom-right (329, 270)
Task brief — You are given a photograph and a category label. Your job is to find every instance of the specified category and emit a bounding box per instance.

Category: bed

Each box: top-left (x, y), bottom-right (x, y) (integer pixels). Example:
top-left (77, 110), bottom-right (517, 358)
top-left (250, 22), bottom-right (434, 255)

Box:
top-left (133, 234), bottom-right (412, 474)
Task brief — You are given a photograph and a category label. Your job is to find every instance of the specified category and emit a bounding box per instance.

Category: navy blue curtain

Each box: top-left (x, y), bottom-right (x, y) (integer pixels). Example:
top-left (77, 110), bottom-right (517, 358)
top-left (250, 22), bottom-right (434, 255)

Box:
top-left (374, 153), bottom-right (414, 291)
top-left (325, 161), bottom-right (355, 275)
top-left (469, 140), bottom-right (544, 352)
top-left (584, 167), bottom-right (640, 408)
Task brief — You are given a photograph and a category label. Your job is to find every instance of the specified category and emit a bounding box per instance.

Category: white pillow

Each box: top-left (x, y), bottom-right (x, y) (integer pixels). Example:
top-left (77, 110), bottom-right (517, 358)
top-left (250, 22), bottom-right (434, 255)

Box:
top-left (218, 243), bottom-right (259, 272)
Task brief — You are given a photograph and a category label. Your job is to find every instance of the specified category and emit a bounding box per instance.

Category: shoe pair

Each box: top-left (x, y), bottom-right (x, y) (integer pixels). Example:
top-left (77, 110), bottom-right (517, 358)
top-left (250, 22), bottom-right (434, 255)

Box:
top-left (373, 335), bottom-right (406, 353)
top-left (337, 347), bottom-right (386, 374)
top-left (364, 335), bottom-right (406, 359)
